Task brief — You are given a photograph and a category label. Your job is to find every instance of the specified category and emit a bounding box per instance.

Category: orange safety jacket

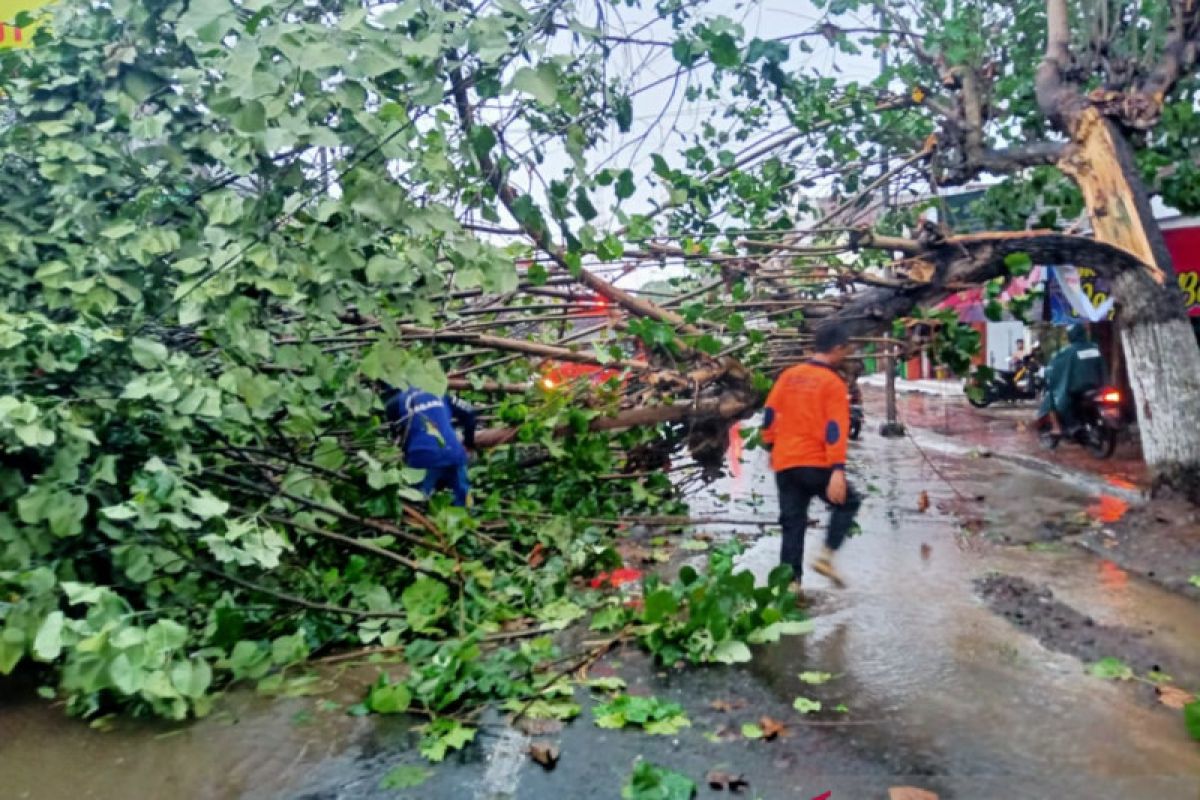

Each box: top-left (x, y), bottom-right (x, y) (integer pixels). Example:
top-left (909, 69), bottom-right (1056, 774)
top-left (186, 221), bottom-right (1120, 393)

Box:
top-left (761, 360), bottom-right (849, 472)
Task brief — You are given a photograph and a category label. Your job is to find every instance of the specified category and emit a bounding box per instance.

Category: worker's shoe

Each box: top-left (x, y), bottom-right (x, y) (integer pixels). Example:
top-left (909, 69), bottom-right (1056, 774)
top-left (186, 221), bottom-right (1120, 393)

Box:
top-left (788, 580), bottom-right (809, 608)
top-left (811, 548), bottom-right (846, 588)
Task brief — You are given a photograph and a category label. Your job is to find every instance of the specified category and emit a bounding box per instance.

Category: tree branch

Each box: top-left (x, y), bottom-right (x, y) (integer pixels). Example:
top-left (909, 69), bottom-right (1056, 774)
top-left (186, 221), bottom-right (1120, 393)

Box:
top-left (1036, 0), bottom-right (1082, 127)
top-left (447, 67), bottom-right (701, 337)
top-left (1128, 1), bottom-right (1200, 128)
top-left (816, 232), bottom-right (1153, 340)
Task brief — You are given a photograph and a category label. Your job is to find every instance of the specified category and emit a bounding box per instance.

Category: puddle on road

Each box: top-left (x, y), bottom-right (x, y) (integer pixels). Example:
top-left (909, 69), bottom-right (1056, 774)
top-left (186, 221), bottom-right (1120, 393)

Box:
top-left (725, 434), bottom-right (1200, 798)
top-left (0, 674), bottom-right (374, 800)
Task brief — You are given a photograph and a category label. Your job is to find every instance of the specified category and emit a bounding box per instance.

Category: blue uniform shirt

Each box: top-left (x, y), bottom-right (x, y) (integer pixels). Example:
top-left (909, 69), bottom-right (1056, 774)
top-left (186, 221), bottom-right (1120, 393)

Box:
top-left (384, 388), bottom-right (476, 469)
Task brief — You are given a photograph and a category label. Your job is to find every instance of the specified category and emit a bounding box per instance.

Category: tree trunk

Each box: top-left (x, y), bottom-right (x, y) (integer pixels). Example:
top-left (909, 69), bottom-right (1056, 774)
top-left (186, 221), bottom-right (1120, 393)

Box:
top-left (1058, 108), bottom-right (1200, 500)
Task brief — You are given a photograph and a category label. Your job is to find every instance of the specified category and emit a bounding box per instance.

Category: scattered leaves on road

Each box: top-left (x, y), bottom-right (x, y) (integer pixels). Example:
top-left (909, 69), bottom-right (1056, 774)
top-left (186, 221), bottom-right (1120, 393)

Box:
top-left (917, 491), bottom-right (930, 513)
top-left (1090, 657), bottom-right (1134, 681)
top-left (583, 676), bottom-right (627, 692)
top-left (514, 716), bottom-right (564, 736)
top-left (623, 761), bottom-right (696, 800)
top-left (710, 698), bottom-right (748, 713)
top-left (593, 694), bottom-right (691, 735)
top-left (528, 741), bottom-right (560, 770)
top-left (793, 696), bottom-right (822, 715)
top-left (798, 671), bottom-right (833, 685)
top-left (705, 769), bottom-right (749, 792)
top-left (759, 716), bottom-right (787, 739)
top-left (1156, 685), bottom-right (1196, 710)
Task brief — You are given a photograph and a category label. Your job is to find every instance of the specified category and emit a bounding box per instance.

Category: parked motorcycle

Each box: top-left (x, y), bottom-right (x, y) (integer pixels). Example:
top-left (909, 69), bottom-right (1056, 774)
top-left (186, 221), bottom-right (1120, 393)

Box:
top-left (1037, 386), bottom-right (1125, 459)
top-left (966, 357), bottom-right (1045, 408)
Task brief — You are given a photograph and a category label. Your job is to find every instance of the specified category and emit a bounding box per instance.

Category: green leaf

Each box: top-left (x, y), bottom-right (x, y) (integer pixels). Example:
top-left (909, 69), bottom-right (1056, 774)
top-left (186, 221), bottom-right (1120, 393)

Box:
top-left (379, 765), bottom-right (432, 790)
top-left (130, 337), bottom-right (169, 368)
top-left (746, 620), bottom-right (813, 644)
top-left (501, 696), bottom-right (581, 720)
top-left (740, 722), bottom-right (763, 739)
top-left (101, 221), bottom-right (137, 240)
top-left (1090, 657), bottom-right (1134, 681)
top-left (172, 658), bottom-right (214, 699)
top-left (419, 719), bottom-right (476, 762)
top-left (1188, 575), bottom-right (1200, 588)
top-left (32, 612), bottom-right (64, 661)
top-left (367, 680), bottom-right (412, 714)
top-left (706, 32), bottom-right (741, 68)
top-left (615, 169), bottom-right (636, 200)
top-left (1185, 700), bottom-right (1200, 742)
top-left (792, 696), bottom-right (821, 714)
top-left (535, 599), bottom-right (586, 631)
top-left (641, 590), bottom-right (678, 626)
top-left (622, 761), bottom-right (696, 800)
top-left (798, 671), bottom-right (834, 685)
top-left (1003, 251), bottom-right (1033, 275)
top-left (711, 640), bottom-right (752, 664)
top-left (511, 65), bottom-right (559, 105)
top-left (188, 492), bottom-right (230, 520)
top-left (232, 101), bottom-right (267, 133)
top-left (401, 577), bottom-right (450, 633)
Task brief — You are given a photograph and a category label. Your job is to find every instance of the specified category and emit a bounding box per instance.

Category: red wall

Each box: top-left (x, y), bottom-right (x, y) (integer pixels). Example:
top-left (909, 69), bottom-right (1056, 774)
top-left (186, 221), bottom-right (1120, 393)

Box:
top-left (1163, 225), bottom-right (1200, 317)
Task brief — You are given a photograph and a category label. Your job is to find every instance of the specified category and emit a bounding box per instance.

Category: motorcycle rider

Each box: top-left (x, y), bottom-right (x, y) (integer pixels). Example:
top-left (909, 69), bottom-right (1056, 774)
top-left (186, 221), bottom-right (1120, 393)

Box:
top-left (1037, 324), bottom-right (1107, 438)
top-left (1008, 338), bottom-right (1027, 372)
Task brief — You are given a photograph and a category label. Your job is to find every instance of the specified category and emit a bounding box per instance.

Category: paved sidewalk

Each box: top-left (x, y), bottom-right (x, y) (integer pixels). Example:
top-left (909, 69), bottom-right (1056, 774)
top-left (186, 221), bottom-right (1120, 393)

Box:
top-left (860, 373), bottom-right (964, 397)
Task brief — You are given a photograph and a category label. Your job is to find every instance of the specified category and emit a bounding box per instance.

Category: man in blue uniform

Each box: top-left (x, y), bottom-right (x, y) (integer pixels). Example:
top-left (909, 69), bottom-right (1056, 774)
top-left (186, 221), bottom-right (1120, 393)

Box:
top-left (383, 387), bottom-right (477, 506)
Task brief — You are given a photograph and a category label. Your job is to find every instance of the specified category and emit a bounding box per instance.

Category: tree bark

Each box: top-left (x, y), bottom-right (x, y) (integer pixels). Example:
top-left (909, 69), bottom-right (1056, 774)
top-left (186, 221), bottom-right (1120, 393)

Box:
top-left (1032, 1), bottom-right (1200, 501)
top-left (1056, 108), bottom-right (1200, 502)
top-left (473, 390), bottom-right (757, 449)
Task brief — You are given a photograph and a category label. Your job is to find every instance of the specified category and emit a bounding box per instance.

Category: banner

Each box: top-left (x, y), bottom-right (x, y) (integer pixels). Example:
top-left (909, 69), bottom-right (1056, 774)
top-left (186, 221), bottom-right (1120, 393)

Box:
top-left (1044, 222), bottom-right (1200, 324)
top-left (1164, 225), bottom-right (1200, 318)
top-left (0, 0), bottom-right (54, 49)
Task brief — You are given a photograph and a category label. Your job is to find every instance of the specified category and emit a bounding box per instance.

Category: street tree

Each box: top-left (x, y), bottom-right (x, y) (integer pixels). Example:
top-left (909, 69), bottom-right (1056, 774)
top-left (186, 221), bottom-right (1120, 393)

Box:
top-left (655, 0), bottom-right (1200, 498)
top-left (1, 0), bottom-right (1197, 740)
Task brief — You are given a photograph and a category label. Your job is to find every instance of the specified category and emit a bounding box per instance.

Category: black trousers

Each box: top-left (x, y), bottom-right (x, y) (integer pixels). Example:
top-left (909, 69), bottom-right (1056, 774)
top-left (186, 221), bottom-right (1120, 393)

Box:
top-left (775, 467), bottom-right (862, 580)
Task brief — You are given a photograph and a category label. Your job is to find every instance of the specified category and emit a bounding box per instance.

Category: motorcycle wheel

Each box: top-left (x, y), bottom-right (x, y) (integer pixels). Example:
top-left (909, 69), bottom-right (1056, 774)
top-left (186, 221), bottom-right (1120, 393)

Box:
top-left (1086, 425), bottom-right (1118, 459)
top-left (966, 387), bottom-right (993, 408)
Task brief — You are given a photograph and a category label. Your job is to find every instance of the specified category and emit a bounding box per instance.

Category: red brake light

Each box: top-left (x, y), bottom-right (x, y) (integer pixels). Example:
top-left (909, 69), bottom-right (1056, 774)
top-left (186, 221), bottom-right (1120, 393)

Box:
top-left (1101, 390), bottom-right (1121, 404)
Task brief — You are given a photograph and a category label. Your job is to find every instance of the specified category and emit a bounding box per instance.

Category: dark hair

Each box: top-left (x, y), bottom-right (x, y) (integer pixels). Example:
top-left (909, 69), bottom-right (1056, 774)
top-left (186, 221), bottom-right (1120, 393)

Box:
top-left (814, 323), bottom-right (850, 353)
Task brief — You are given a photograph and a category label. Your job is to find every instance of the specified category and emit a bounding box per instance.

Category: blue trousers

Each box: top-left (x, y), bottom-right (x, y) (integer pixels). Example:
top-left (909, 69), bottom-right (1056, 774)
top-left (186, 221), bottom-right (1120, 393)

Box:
top-left (419, 463), bottom-right (470, 506)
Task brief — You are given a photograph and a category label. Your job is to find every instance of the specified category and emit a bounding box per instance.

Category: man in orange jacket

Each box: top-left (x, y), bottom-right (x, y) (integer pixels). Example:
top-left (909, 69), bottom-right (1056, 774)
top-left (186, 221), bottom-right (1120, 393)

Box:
top-left (762, 323), bottom-right (861, 590)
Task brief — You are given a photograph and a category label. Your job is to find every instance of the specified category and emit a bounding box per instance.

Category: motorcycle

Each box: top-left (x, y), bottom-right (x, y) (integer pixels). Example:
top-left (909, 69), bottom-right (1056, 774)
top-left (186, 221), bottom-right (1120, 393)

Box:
top-left (967, 357), bottom-right (1045, 408)
top-left (1037, 386), bottom-right (1124, 459)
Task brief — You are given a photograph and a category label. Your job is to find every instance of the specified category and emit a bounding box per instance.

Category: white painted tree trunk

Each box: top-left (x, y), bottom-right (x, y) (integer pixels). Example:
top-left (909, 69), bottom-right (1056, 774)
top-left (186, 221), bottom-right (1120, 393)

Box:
top-left (1119, 316), bottom-right (1200, 488)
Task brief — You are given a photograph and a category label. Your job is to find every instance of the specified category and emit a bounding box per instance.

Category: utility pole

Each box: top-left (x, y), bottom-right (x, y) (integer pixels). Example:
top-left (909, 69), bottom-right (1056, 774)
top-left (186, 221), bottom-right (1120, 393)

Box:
top-left (876, 3), bottom-right (905, 438)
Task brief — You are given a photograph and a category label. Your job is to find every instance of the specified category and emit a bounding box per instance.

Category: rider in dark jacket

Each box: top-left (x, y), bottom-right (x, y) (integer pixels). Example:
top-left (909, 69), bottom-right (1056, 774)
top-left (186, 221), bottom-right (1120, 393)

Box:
top-left (1037, 324), bottom-right (1107, 436)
